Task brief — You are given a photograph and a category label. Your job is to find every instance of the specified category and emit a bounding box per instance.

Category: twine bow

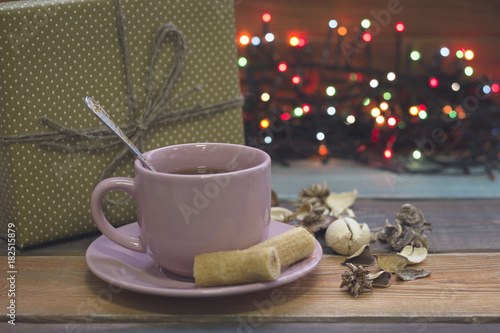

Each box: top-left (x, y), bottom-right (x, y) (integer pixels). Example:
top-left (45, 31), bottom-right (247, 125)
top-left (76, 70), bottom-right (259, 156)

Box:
top-left (0, 0), bottom-right (242, 183)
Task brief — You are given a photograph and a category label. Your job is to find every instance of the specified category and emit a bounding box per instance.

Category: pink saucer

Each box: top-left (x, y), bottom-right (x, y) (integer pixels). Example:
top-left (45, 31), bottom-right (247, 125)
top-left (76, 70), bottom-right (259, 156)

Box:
top-left (85, 220), bottom-right (322, 298)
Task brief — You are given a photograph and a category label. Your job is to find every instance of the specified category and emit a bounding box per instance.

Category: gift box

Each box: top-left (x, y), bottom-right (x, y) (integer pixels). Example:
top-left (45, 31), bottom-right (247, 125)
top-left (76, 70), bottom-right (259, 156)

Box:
top-left (0, 0), bottom-right (244, 248)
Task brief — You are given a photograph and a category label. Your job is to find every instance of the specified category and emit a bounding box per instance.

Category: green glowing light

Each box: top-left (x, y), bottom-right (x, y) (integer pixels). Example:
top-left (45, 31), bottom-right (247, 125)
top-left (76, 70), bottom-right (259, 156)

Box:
top-left (412, 150), bottom-right (422, 160)
top-left (293, 107), bottom-right (303, 117)
top-left (326, 86), bottom-right (336, 96)
top-left (456, 50), bottom-right (464, 59)
top-left (418, 110), bottom-right (427, 119)
top-left (238, 57), bottom-right (247, 67)
top-left (410, 51), bottom-right (421, 61)
top-left (361, 19), bottom-right (371, 29)
top-left (362, 98), bottom-right (370, 106)
top-left (383, 92), bottom-right (392, 100)
top-left (464, 66), bottom-right (474, 76)
top-left (449, 110), bottom-right (457, 118)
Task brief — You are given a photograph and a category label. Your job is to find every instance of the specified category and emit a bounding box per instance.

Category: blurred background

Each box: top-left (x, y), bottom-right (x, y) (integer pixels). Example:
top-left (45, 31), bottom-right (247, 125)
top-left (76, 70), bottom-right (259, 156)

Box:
top-left (233, 0), bottom-right (500, 195)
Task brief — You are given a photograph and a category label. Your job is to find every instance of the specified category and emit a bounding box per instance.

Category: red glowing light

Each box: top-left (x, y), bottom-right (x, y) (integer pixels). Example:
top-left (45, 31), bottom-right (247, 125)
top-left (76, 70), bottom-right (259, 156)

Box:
top-left (429, 77), bottom-right (439, 88)
top-left (318, 144), bottom-right (328, 156)
top-left (395, 22), bottom-right (405, 32)
top-left (262, 13), bottom-right (271, 22)
top-left (384, 149), bottom-right (393, 159)
top-left (302, 104), bottom-right (311, 113)
top-left (419, 104), bottom-right (427, 111)
top-left (492, 83), bottom-right (500, 93)
top-left (292, 75), bottom-right (301, 84)
top-left (281, 113), bottom-right (291, 121)
top-left (297, 37), bottom-right (306, 47)
top-left (362, 32), bottom-right (372, 42)
top-left (277, 62), bottom-right (288, 72)
top-left (388, 117), bottom-right (397, 127)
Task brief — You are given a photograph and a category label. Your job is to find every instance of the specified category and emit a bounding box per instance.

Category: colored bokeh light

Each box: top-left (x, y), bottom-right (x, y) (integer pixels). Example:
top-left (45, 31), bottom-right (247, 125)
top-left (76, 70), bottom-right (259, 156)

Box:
top-left (259, 118), bottom-right (270, 129)
top-left (338, 26), bottom-right (347, 36)
top-left (388, 117), bottom-right (397, 127)
top-left (384, 149), bottom-right (393, 159)
top-left (429, 77), bottom-right (439, 88)
top-left (239, 35), bottom-right (250, 45)
top-left (326, 86), bottom-right (336, 96)
top-left (262, 13), bottom-right (271, 22)
top-left (292, 75), bottom-right (301, 84)
top-left (492, 83), bottom-right (500, 93)
top-left (346, 115), bottom-right (356, 124)
top-left (289, 37), bottom-right (299, 46)
top-left (440, 47), bottom-right (450, 57)
top-left (361, 19), bottom-right (371, 29)
top-left (277, 62), bottom-right (288, 72)
top-left (265, 33), bottom-right (274, 42)
top-left (464, 50), bottom-right (474, 60)
top-left (260, 92), bottom-right (270, 102)
top-left (362, 32), bottom-right (372, 42)
top-left (376, 115), bottom-right (385, 125)
top-left (371, 108), bottom-right (381, 117)
top-left (329, 19), bottom-right (338, 29)
top-left (281, 113), bottom-right (291, 121)
top-left (410, 51), bottom-right (421, 61)
top-left (238, 57), bottom-right (247, 67)
top-left (464, 66), bottom-right (474, 76)
top-left (395, 22), bottom-right (405, 32)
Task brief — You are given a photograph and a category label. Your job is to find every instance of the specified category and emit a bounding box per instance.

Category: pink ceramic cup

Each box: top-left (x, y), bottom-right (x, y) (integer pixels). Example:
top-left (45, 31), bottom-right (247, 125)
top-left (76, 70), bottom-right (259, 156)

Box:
top-left (90, 143), bottom-right (271, 277)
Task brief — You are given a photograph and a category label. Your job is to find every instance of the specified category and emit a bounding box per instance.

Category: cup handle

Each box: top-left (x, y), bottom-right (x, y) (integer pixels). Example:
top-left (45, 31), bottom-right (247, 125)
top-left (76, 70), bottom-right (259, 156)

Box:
top-left (90, 177), bottom-right (146, 253)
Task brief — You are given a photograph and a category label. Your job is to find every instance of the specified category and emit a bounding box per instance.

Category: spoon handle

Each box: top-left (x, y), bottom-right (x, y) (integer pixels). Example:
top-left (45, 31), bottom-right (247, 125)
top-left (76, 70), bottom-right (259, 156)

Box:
top-left (85, 96), bottom-right (157, 172)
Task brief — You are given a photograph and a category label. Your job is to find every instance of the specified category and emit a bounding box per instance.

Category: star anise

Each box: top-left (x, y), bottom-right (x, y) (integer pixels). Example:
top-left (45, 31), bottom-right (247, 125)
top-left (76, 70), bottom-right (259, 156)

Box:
top-left (340, 263), bottom-right (373, 299)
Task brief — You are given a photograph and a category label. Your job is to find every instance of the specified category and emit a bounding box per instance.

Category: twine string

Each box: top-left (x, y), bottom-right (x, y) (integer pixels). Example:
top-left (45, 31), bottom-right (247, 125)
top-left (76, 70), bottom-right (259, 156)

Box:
top-left (0, 0), bottom-right (243, 190)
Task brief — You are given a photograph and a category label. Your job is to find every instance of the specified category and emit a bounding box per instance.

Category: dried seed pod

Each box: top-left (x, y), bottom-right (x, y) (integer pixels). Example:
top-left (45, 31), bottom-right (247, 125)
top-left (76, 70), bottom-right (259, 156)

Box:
top-left (294, 202), bottom-right (314, 220)
top-left (374, 254), bottom-right (408, 273)
top-left (379, 204), bottom-right (432, 251)
top-left (396, 203), bottom-right (425, 229)
top-left (325, 189), bottom-right (358, 217)
top-left (299, 214), bottom-right (335, 232)
top-left (340, 263), bottom-right (373, 299)
top-left (325, 217), bottom-right (371, 256)
top-left (295, 182), bottom-right (331, 214)
top-left (342, 245), bottom-right (376, 266)
top-left (368, 271), bottom-right (392, 288)
top-left (396, 268), bottom-right (431, 281)
top-left (399, 246), bottom-right (428, 264)
top-left (270, 207), bottom-right (294, 223)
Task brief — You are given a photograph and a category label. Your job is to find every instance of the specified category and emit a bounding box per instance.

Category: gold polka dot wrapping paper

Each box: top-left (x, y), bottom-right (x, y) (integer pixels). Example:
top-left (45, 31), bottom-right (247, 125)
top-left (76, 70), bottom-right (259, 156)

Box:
top-left (0, 0), bottom-right (244, 248)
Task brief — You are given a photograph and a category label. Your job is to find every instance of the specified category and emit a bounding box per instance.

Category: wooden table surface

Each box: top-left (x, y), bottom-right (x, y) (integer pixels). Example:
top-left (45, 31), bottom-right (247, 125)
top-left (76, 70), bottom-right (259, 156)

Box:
top-left (2, 199), bottom-right (500, 332)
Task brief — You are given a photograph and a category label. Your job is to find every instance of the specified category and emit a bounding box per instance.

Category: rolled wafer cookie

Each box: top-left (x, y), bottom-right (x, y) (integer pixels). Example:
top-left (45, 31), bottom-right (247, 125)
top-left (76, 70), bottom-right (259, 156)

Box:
top-left (248, 227), bottom-right (316, 268)
top-left (194, 247), bottom-right (280, 287)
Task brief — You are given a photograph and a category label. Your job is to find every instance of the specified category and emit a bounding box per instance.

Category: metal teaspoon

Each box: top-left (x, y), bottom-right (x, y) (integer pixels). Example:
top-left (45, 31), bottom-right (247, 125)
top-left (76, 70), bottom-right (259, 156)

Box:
top-left (84, 96), bottom-right (157, 172)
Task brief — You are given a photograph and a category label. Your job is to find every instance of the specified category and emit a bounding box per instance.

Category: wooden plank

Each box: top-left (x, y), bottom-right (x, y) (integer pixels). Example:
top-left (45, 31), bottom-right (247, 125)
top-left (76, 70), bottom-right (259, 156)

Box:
top-left (3, 322), bottom-right (500, 333)
top-left (2, 199), bottom-right (500, 256)
top-left (2, 253), bottom-right (499, 324)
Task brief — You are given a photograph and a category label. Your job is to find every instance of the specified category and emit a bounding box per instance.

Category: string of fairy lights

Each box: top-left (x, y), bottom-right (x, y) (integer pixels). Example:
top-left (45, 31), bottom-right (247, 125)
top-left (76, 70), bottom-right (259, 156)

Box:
top-left (237, 13), bottom-right (500, 175)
